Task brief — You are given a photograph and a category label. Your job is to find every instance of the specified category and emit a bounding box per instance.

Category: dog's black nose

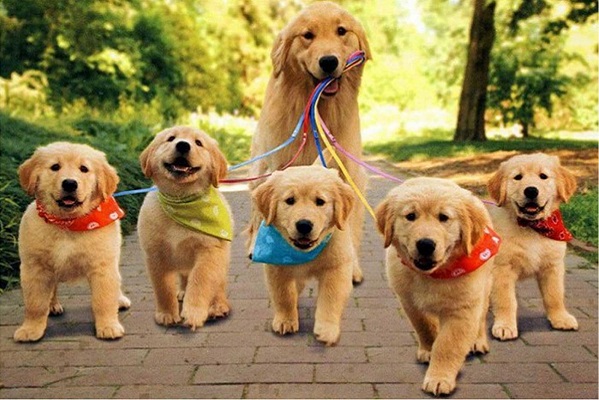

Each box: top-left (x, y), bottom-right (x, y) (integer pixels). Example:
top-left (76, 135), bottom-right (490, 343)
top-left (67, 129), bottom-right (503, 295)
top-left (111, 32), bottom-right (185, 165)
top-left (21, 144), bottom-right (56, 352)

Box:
top-left (295, 219), bottom-right (313, 235)
top-left (416, 238), bottom-right (436, 257)
top-left (176, 141), bottom-right (191, 154)
top-left (319, 55), bottom-right (339, 75)
top-left (62, 179), bottom-right (78, 193)
top-left (524, 186), bottom-right (539, 199)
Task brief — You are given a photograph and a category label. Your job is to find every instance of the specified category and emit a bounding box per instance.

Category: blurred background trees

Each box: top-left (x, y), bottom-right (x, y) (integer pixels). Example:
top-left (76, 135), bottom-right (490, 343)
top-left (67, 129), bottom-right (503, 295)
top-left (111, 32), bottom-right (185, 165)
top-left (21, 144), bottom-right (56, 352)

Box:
top-left (0, 0), bottom-right (597, 138)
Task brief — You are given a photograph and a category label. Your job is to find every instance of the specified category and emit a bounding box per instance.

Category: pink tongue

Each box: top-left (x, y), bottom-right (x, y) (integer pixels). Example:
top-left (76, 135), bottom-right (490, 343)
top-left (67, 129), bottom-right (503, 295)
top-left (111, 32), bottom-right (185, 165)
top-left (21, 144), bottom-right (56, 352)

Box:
top-left (324, 79), bottom-right (339, 94)
top-left (62, 199), bottom-right (76, 205)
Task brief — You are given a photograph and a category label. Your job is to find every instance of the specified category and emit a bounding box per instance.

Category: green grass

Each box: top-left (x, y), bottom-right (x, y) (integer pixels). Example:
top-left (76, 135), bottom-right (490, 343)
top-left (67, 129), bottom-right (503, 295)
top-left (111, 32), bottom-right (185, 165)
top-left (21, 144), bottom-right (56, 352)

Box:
top-left (365, 130), bottom-right (598, 162)
top-left (562, 187), bottom-right (599, 267)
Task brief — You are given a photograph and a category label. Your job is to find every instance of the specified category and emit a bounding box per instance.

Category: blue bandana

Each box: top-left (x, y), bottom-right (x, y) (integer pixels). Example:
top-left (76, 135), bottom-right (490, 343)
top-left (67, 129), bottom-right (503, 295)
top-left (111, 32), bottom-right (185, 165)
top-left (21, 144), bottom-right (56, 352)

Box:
top-left (252, 221), bottom-right (332, 266)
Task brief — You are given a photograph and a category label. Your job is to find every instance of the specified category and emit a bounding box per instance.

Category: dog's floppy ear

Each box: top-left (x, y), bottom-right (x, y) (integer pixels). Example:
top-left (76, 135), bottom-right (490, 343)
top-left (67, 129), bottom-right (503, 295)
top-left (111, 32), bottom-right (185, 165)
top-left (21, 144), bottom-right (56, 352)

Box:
top-left (556, 164), bottom-right (577, 203)
top-left (375, 198), bottom-right (395, 248)
top-left (351, 19), bottom-right (372, 60)
top-left (487, 164), bottom-right (507, 206)
top-left (332, 180), bottom-right (355, 230)
top-left (96, 155), bottom-right (120, 200)
top-left (271, 28), bottom-right (292, 78)
top-left (252, 178), bottom-right (277, 225)
top-left (207, 140), bottom-right (228, 188)
top-left (139, 138), bottom-right (157, 178)
top-left (18, 150), bottom-right (43, 197)
top-left (459, 197), bottom-right (490, 255)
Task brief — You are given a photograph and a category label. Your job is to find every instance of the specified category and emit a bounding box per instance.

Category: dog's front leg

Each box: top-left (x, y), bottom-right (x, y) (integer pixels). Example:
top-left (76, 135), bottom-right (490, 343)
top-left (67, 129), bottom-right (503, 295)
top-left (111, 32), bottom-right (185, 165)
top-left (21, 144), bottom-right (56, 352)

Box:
top-left (88, 266), bottom-right (125, 340)
top-left (537, 261), bottom-right (578, 331)
top-left (14, 265), bottom-right (54, 342)
top-left (490, 264), bottom-right (520, 340)
top-left (422, 314), bottom-right (477, 396)
top-left (398, 295), bottom-right (438, 363)
top-left (180, 263), bottom-right (216, 331)
top-left (265, 266), bottom-right (300, 335)
top-left (313, 267), bottom-right (352, 346)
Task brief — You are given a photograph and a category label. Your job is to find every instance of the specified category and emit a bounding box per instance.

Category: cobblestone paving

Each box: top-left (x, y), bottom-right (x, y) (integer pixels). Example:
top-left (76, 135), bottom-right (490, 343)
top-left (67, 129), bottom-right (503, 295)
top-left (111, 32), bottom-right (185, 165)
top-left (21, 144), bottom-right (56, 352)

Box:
top-left (1, 163), bottom-right (597, 399)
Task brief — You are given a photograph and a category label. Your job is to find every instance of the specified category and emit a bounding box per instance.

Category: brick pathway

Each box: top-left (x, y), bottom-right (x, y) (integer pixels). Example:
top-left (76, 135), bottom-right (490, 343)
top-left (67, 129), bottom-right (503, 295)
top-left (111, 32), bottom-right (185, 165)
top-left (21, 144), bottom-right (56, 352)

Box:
top-left (1, 161), bottom-right (597, 399)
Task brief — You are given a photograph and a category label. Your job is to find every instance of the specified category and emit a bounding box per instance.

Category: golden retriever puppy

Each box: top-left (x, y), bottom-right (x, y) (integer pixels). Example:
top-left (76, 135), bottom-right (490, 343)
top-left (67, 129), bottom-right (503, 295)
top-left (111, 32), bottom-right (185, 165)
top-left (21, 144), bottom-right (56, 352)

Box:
top-left (138, 126), bottom-right (232, 330)
top-left (251, 165), bottom-right (355, 346)
top-left (248, 1), bottom-right (371, 284)
top-left (375, 177), bottom-right (500, 396)
top-left (15, 142), bottom-right (130, 342)
top-left (487, 153), bottom-right (578, 340)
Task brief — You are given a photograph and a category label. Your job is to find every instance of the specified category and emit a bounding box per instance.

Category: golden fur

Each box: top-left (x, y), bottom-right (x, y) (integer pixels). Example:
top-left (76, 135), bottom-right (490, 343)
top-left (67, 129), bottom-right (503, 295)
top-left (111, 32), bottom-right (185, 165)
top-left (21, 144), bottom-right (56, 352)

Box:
top-left (138, 126), bottom-right (232, 330)
top-left (252, 165), bottom-right (355, 346)
top-left (15, 142), bottom-right (130, 342)
top-left (248, 1), bottom-right (371, 283)
top-left (487, 153), bottom-right (578, 340)
top-left (375, 177), bottom-right (494, 396)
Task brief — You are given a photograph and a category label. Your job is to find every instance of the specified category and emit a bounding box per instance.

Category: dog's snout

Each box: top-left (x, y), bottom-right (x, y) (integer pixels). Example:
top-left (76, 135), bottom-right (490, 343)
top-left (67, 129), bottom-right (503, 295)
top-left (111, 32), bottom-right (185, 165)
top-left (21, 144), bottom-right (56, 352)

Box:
top-left (175, 141), bottom-right (191, 154)
top-left (295, 219), bottom-right (313, 235)
top-left (416, 238), bottom-right (436, 257)
top-left (524, 186), bottom-right (539, 199)
top-left (319, 55), bottom-right (339, 75)
top-left (61, 179), bottom-right (78, 193)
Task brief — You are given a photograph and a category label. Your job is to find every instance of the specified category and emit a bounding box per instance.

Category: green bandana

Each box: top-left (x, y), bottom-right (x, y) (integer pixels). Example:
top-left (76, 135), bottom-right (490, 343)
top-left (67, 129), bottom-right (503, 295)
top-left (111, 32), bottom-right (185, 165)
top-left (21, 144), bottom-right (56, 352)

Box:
top-left (157, 186), bottom-right (233, 241)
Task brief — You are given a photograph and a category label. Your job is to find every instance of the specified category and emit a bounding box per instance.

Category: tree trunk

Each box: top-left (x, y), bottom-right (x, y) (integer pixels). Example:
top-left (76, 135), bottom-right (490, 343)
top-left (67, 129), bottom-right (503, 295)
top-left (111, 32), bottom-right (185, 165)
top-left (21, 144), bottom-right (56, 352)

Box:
top-left (454, 0), bottom-right (496, 142)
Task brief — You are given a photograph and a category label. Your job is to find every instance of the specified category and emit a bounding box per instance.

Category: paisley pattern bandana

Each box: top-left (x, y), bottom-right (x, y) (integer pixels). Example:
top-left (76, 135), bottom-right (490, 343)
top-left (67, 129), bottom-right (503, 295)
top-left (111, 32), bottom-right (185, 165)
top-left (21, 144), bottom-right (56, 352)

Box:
top-left (517, 209), bottom-right (573, 242)
top-left (36, 196), bottom-right (124, 231)
top-left (429, 226), bottom-right (501, 280)
top-left (252, 220), bottom-right (332, 266)
top-left (157, 186), bottom-right (233, 241)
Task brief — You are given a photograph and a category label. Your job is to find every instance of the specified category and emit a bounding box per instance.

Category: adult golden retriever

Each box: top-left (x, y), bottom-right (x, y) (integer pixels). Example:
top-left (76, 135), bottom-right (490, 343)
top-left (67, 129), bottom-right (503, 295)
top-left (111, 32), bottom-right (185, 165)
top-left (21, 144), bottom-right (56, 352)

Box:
top-left (248, 1), bottom-right (371, 283)
top-left (376, 177), bottom-right (498, 396)
top-left (252, 165), bottom-right (355, 346)
top-left (15, 142), bottom-right (130, 342)
top-left (487, 153), bottom-right (578, 340)
top-left (138, 126), bottom-right (232, 330)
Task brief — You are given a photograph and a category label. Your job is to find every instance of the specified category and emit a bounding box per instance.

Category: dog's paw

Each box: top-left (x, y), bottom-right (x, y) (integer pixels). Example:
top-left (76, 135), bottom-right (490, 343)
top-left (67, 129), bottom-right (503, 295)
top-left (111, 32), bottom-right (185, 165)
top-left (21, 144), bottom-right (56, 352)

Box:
top-left (49, 302), bottom-right (64, 316)
top-left (272, 314), bottom-right (299, 335)
top-left (181, 307), bottom-right (208, 331)
top-left (549, 312), bottom-right (578, 331)
top-left (471, 337), bottom-right (490, 354)
top-left (422, 375), bottom-right (456, 396)
top-left (118, 294), bottom-right (131, 310)
top-left (154, 311), bottom-right (181, 326)
top-left (417, 348), bottom-right (431, 363)
top-left (13, 325), bottom-right (45, 342)
top-left (208, 301), bottom-right (230, 319)
top-left (313, 321), bottom-right (340, 346)
top-left (492, 323), bottom-right (518, 341)
top-left (96, 322), bottom-right (125, 340)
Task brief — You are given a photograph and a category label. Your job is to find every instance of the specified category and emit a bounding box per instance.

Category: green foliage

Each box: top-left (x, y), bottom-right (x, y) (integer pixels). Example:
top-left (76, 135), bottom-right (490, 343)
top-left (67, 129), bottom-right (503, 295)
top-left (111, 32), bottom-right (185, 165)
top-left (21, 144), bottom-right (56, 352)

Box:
top-left (562, 187), bottom-right (598, 248)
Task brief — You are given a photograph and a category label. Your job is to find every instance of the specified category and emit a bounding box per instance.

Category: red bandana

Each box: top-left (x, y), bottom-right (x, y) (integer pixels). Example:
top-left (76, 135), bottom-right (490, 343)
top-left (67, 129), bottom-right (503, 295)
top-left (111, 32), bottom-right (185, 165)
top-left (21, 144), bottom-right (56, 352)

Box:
top-left (36, 196), bottom-right (125, 231)
top-left (517, 209), bottom-right (573, 242)
top-left (429, 226), bottom-right (502, 280)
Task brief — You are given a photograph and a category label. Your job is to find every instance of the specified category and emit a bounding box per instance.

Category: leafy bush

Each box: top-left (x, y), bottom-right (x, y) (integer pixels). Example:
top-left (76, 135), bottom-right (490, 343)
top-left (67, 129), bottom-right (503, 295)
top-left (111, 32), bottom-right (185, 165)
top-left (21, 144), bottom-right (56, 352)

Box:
top-left (562, 187), bottom-right (598, 248)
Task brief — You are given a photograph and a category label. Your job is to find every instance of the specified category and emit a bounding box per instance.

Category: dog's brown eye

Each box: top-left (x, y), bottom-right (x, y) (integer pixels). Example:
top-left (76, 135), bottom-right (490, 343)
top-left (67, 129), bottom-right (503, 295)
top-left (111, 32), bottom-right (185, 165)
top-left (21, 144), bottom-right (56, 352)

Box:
top-left (167, 136), bottom-right (176, 142)
top-left (302, 31), bottom-right (314, 40)
top-left (539, 173), bottom-right (548, 180)
top-left (80, 165), bottom-right (89, 173)
top-left (316, 198), bottom-right (325, 206)
top-left (285, 197), bottom-right (295, 205)
top-left (439, 213), bottom-right (449, 222)
top-left (514, 174), bottom-right (523, 181)
top-left (50, 163), bottom-right (60, 171)
top-left (195, 140), bottom-right (203, 147)
top-left (337, 26), bottom-right (347, 36)
top-left (406, 213), bottom-right (416, 221)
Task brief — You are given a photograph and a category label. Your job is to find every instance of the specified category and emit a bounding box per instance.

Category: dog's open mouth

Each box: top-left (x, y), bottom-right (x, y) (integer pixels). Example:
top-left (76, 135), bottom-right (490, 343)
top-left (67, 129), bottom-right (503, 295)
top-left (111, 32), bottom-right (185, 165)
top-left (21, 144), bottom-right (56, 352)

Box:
top-left (517, 201), bottom-right (546, 217)
top-left (291, 237), bottom-right (318, 250)
top-left (57, 195), bottom-right (82, 209)
top-left (164, 157), bottom-right (201, 177)
top-left (414, 258), bottom-right (437, 271)
top-left (311, 75), bottom-right (341, 96)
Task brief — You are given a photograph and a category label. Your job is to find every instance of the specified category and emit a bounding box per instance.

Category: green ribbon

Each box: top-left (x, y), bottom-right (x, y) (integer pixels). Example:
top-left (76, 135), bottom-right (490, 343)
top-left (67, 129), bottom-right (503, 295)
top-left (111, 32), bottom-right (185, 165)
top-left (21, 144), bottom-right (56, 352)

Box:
top-left (157, 186), bottom-right (233, 241)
